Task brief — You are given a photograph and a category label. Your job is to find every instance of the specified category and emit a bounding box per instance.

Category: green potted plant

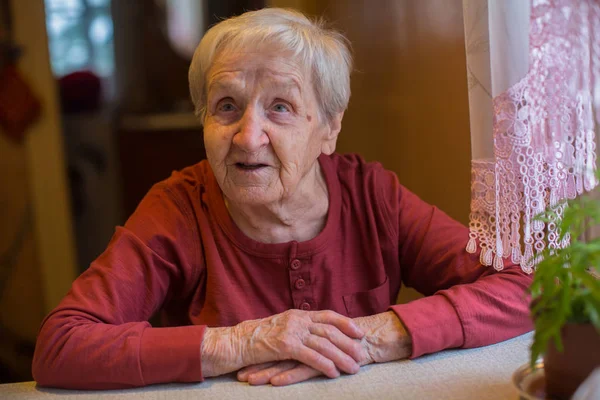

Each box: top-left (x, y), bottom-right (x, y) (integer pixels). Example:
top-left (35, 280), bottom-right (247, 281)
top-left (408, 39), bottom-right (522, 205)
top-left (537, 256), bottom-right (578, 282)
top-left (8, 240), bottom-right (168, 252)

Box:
top-left (530, 187), bottom-right (600, 399)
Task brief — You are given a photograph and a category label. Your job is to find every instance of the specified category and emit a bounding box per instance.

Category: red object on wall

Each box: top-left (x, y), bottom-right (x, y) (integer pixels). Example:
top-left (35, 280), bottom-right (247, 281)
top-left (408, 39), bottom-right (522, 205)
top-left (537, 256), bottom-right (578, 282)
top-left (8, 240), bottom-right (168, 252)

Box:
top-left (0, 65), bottom-right (41, 142)
top-left (58, 71), bottom-right (101, 114)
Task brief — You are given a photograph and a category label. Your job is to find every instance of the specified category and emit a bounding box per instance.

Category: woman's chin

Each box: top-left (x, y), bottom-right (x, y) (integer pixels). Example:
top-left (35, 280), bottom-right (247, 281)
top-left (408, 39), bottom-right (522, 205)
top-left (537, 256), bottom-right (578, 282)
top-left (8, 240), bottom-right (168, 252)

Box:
top-left (224, 187), bottom-right (280, 206)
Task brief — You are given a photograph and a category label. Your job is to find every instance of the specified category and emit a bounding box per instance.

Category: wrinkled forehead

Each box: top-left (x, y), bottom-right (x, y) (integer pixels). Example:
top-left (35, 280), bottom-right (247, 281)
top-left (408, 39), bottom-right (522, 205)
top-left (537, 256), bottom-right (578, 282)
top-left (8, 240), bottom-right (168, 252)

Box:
top-left (208, 54), bottom-right (306, 93)
top-left (207, 40), bottom-right (313, 91)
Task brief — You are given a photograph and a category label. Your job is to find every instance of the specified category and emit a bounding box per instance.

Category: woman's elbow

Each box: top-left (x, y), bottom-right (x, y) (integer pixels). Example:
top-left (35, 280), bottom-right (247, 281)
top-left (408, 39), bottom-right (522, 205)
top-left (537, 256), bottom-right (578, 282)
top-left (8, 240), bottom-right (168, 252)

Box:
top-left (31, 314), bottom-right (89, 389)
top-left (32, 321), bottom-right (65, 387)
top-left (31, 356), bottom-right (54, 388)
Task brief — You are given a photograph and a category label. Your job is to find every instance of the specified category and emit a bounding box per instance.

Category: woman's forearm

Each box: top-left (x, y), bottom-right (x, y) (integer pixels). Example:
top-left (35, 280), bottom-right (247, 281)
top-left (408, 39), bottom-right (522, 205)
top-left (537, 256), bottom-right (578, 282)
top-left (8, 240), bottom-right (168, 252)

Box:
top-left (33, 313), bottom-right (206, 389)
top-left (353, 311), bottom-right (413, 364)
top-left (201, 325), bottom-right (247, 377)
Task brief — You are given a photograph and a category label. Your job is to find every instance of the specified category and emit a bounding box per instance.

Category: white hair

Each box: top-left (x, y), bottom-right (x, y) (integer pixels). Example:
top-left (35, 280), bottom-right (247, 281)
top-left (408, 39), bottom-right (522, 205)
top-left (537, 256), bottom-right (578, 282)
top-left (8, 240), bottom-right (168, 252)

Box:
top-left (188, 8), bottom-right (352, 122)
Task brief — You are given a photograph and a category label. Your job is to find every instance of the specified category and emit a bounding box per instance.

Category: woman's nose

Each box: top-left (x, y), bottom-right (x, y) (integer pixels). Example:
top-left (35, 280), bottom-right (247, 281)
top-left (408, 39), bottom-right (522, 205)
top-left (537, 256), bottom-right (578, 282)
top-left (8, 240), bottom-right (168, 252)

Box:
top-left (233, 108), bottom-right (269, 151)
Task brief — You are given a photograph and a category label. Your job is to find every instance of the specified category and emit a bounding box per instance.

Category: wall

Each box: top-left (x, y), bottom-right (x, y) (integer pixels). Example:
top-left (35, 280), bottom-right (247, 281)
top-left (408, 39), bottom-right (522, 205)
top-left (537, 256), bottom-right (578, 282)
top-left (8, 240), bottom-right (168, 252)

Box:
top-left (0, 127), bottom-right (44, 381)
top-left (0, 0), bottom-right (77, 381)
top-left (11, 0), bottom-right (77, 315)
top-left (329, 0), bottom-right (471, 225)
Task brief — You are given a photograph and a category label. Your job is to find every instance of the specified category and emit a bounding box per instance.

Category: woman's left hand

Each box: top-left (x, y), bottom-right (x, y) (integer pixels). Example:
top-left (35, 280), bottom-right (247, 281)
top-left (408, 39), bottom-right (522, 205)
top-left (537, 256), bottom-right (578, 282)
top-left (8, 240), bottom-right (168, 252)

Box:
top-left (237, 311), bottom-right (412, 386)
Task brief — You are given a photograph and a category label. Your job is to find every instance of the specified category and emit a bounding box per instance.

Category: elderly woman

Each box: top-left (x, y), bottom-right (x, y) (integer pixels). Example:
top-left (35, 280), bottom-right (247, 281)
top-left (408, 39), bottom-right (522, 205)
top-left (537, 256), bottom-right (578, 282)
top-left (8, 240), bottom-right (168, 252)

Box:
top-left (32, 8), bottom-right (532, 389)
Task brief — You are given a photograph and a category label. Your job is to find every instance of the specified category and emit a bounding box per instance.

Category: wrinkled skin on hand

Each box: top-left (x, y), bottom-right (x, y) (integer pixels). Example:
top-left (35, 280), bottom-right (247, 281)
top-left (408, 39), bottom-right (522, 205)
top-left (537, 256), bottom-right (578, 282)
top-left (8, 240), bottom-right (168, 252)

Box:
top-left (201, 309), bottom-right (365, 379)
top-left (237, 311), bottom-right (412, 386)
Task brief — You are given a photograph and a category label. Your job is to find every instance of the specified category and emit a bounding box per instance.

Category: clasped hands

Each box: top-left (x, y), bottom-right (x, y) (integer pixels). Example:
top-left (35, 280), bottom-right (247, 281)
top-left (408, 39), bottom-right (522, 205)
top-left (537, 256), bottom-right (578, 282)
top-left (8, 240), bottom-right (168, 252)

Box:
top-left (201, 310), bottom-right (412, 386)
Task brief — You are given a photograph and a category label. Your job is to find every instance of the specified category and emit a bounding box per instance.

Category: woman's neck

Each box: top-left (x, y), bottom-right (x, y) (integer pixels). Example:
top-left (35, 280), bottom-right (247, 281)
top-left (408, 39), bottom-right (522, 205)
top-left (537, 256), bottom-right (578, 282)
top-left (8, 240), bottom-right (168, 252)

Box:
top-left (224, 163), bottom-right (330, 243)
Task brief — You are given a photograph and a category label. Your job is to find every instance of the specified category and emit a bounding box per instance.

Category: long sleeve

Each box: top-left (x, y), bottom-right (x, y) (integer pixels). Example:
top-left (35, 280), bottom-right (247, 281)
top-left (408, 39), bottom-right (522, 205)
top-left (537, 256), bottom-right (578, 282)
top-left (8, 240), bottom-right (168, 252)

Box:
top-left (32, 182), bottom-right (206, 389)
top-left (379, 171), bottom-right (533, 358)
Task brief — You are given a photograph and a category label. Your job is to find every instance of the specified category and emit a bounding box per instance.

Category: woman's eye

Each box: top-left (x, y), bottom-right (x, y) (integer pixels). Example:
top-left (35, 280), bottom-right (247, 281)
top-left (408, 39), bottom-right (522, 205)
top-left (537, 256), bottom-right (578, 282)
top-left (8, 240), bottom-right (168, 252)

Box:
top-left (272, 103), bottom-right (290, 113)
top-left (217, 100), bottom-right (236, 112)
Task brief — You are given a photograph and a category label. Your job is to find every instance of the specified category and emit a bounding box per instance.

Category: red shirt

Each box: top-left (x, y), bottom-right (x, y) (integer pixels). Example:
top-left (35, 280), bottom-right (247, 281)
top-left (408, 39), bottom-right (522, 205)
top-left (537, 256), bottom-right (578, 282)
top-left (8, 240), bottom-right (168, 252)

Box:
top-left (32, 153), bottom-right (533, 389)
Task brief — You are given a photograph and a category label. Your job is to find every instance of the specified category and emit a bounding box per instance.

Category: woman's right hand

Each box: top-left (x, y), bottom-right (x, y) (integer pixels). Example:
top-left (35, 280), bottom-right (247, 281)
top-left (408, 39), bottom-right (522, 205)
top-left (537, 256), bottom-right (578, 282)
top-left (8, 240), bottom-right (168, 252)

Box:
top-left (201, 309), bottom-right (365, 379)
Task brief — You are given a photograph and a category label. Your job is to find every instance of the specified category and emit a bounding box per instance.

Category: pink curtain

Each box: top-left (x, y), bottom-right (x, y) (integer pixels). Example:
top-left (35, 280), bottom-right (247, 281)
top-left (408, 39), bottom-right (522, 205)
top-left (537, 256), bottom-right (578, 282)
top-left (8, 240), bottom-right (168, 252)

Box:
top-left (463, 0), bottom-right (600, 273)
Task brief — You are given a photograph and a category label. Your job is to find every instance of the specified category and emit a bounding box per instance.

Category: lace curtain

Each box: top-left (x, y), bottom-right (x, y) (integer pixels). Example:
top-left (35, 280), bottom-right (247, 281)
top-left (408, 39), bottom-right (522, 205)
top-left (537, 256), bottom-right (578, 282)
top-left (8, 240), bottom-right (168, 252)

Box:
top-left (463, 0), bottom-right (600, 273)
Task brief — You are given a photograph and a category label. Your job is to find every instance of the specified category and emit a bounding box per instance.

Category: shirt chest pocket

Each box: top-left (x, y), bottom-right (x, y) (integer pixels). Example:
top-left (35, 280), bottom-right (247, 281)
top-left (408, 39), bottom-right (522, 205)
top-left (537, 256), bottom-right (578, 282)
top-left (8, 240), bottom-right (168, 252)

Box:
top-left (342, 276), bottom-right (391, 318)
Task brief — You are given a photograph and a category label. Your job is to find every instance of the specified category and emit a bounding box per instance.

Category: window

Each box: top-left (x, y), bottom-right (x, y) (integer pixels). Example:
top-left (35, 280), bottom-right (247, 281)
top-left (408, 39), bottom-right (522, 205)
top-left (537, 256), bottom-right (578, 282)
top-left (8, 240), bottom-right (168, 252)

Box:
top-left (44, 0), bottom-right (114, 80)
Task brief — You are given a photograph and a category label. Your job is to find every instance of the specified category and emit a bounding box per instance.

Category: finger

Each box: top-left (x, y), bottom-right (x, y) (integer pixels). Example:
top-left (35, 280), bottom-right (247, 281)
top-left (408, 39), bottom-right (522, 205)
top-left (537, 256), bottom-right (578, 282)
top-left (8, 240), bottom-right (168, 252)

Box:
top-left (271, 364), bottom-right (322, 386)
top-left (237, 362), bottom-right (277, 382)
top-left (305, 335), bottom-right (360, 375)
top-left (247, 361), bottom-right (298, 386)
top-left (292, 346), bottom-right (340, 379)
top-left (312, 311), bottom-right (365, 339)
top-left (309, 323), bottom-right (366, 363)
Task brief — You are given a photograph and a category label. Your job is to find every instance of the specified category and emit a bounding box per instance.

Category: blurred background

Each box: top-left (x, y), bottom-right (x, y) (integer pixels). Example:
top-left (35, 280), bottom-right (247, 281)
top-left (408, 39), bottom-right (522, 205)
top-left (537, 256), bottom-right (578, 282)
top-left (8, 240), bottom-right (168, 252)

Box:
top-left (0, 0), bottom-right (471, 383)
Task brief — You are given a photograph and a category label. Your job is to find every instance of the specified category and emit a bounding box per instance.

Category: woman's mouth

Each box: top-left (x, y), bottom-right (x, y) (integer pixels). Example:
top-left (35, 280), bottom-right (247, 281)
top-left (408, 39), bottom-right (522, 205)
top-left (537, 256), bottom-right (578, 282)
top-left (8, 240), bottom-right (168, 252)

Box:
top-left (235, 163), bottom-right (268, 171)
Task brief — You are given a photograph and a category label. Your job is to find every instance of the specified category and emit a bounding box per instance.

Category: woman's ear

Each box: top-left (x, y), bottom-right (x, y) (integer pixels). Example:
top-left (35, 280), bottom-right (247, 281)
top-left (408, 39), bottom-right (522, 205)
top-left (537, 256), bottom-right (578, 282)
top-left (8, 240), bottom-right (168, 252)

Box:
top-left (322, 111), bottom-right (344, 155)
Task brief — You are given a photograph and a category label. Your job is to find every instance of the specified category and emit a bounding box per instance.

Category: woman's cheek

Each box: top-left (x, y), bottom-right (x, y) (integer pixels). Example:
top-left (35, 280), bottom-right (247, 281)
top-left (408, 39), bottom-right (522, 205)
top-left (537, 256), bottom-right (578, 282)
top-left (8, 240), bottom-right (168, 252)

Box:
top-left (206, 125), bottom-right (232, 154)
top-left (270, 131), bottom-right (299, 158)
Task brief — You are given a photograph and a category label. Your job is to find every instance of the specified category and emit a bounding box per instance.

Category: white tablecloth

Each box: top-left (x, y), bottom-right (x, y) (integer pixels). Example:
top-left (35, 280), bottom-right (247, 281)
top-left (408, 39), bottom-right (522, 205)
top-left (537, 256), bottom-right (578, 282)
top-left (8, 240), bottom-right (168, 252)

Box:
top-left (0, 332), bottom-right (532, 400)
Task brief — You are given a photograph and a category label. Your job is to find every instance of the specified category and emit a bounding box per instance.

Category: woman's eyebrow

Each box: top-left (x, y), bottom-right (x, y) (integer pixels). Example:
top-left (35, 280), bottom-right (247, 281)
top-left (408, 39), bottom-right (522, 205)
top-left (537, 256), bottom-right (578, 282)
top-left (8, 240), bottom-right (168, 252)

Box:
top-left (273, 80), bottom-right (302, 97)
top-left (268, 71), bottom-right (304, 95)
top-left (207, 69), bottom-right (304, 99)
top-left (207, 79), bottom-right (239, 95)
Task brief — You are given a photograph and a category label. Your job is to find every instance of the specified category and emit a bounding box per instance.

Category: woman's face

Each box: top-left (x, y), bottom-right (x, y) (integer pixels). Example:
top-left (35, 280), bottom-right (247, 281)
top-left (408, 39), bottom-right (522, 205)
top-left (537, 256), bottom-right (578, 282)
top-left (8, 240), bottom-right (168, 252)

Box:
top-left (202, 49), bottom-right (341, 206)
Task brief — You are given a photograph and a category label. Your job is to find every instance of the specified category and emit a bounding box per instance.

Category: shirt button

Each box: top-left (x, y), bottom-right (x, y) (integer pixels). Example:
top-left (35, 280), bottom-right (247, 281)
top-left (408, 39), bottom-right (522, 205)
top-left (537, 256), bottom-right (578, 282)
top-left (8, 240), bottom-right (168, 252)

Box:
top-left (294, 278), bottom-right (306, 290)
top-left (290, 259), bottom-right (301, 270)
top-left (300, 302), bottom-right (311, 311)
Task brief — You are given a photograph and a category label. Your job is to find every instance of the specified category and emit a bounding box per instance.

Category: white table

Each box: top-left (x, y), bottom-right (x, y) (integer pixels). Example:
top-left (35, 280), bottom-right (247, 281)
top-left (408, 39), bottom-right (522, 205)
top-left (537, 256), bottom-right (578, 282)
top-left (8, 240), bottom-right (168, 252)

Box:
top-left (0, 332), bottom-right (532, 400)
